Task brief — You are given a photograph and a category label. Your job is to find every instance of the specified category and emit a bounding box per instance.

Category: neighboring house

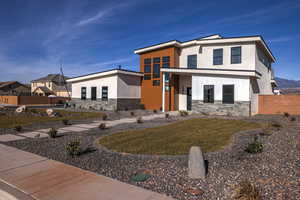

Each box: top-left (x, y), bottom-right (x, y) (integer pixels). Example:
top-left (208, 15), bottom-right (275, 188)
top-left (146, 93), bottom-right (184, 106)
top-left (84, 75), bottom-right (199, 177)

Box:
top-left (31, 74), bottom-right (71, 97)
top-left (134, 34), bottom-right (277, 116)
top-left (0, 81), bottom-right (31, 95)
top-left (67, 69), bottom-right (143, 111)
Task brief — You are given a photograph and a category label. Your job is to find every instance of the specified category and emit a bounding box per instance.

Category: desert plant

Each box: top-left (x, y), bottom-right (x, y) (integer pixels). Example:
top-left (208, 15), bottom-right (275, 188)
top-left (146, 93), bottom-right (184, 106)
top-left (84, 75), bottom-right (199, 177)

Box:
top-left (98, 123), bottom-right (106, 130)
top-left (102, 114), bottom-right (108, 121)
top-left (130, 111), bottom-right (135, 116)
top-left (234, 181), bottom-right (261, 200)
top-left (290, 116), bottom-right (296, 122)
top-left (283, 112), bottom-right (290, 118)
top-left (62, 119), bottom-right (70, 125)
top-left (153, 109), bottom-right (157, 113)
top-left (48, 128), bottom-right (58, 138)
top-left (137, 117), bottom-right (143, 123)
top-left (179, 110), bottom-right (189, 117)
top-left (14, 125), bottom-right (22, 132)
top-left (131, 173), bottom-right (151, 182)
top-left (65, 139), bottom-right (81, 157)
top-left (165, 113), bottom-right (170, 118)
top-left (245, 136), bottom-right (263, 153)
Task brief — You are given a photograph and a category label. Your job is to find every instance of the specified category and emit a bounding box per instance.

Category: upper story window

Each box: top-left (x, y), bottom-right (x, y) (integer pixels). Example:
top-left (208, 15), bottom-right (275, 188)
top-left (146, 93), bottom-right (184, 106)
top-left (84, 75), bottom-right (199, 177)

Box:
top-left (187, 55), bottom-right (197, 69)
top-left (153, 80), bottom-right (160, 86)
top-left (213, 48), bottom-right (223, 65)
top-left (81, 87), bottom-right (86, 100)
top-left (162, 56), bottom-right (170, 63)
top-left (153, 64), bottom-right (160, 78)
top-left (257, 49), bottom-right (271, 68)
top-left (153, 57), bottom-right (160, 63)
top-left (144, 58), bottom-right (151, 64)
top-left (162, 56), bottom-right (170, 68)
top-left (231, 46), bottom-right (242, 64)
top-left (144, 65), bottom-right (151, 73)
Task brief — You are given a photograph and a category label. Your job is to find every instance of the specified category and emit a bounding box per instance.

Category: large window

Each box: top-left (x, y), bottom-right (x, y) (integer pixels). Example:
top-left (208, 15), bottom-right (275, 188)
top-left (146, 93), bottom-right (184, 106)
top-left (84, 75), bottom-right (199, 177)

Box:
top-left (144, 58), bottom-right (151, 80)
top-left (162, 56), bottom-right (170, 68)
top-left (223, 85), bottom-right (234, 104)
top-left (153, 63), bottom-right (160, 78)
top-left (231, 46), bottom-right (241, 64)
top-left (81, 87), bottom-right (86, 100)
top-left (187, 55), bottom-right (197, 68)
top-left (213, 48), bottom-right (223, 65)
top-left (91, 87), bottom-right (97, 101)
top-left (102, 86), bottom-right (108, 101)
top-left (204, 85), bottom-right (214, 103)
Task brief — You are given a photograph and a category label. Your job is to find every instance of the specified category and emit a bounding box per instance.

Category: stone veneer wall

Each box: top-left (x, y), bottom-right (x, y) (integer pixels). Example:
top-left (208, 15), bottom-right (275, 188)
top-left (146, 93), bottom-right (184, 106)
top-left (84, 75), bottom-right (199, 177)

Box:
top-left (192, 100), bottom-right (250, 117)
top-left (71, 98), bottom-right (140, 111)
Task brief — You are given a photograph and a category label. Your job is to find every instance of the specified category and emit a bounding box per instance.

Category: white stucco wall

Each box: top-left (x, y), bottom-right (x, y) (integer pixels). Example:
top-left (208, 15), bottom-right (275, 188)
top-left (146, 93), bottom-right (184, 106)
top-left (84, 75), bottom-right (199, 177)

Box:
top-left (117, 74), bottom-right (141, 98)
top-left (192, 75), bottom-right (250, 102)
top-left (179, 42), bottom-right (256, 71)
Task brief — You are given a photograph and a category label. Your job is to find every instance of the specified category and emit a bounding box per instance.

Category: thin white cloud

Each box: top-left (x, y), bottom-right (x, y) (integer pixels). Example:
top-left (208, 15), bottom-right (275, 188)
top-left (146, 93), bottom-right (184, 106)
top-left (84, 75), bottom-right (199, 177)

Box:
top-left (76, 10), bottom-right (109, 26)
top-left (87, 57), bottom-right (134, 68)
top-left (268, 36), bottom-right (296, 43)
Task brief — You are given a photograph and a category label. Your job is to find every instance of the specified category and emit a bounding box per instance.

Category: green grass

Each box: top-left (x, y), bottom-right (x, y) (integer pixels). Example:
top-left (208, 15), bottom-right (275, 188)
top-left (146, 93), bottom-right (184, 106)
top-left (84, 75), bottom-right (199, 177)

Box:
top-left (99, 118), bottom-right (261, 155)
top-left (0, 109), bottom-right (104, 128)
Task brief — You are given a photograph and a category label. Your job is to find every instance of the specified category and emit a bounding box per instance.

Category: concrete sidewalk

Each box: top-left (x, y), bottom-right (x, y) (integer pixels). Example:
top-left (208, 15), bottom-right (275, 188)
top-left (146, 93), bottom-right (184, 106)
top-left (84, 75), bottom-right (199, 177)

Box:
top-left (0, 144), bottom-right (174, 200)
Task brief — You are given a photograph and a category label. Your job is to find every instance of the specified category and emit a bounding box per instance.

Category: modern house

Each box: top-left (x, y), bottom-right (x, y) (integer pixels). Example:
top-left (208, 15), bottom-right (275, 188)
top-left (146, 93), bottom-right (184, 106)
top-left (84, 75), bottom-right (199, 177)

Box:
top-left (31, 74), bottom-right (71, 97)
top-left (67, 69), bottom-right (142, 111)
top-left (134, 34), bottom-right (276, 116)
top-left (0, 81), bottom-right (31, 95)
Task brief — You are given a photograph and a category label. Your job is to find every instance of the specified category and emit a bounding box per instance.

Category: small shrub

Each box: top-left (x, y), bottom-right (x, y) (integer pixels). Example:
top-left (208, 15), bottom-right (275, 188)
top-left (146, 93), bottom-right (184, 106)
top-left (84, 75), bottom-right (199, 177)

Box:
top-left (98, 123), bottom-right (106, 130)
top-left (283, 112), bottom-right (290, 118)
top-left (130, 111), bottom-right (135, 116)
top-left (179, 110), bottom-right (189, 117)
top-left (62, 119), bottom-right (70, 125)
top-left (153, 109), bottom-right (157, 113)
top-left (14, 125), bottom-right (22, 132)
top-left (234, 181), bottom-right (261, 200)
top-left (290, 116), bottom-right (296, 122)
top-left (245, 136), bottom-right (263, 154)
top-left (131, 173), bottom-right (151, 182)
top-left (48, 128), bottom-right (58, 138)
top-left (65, 139), bottom-right (81, 157)
top-left (137, 117), bottom-right (143, 123)
top-left (165, 113), bottom-right (170, 118)
top-left (102, 114), bottom-right (108, 121)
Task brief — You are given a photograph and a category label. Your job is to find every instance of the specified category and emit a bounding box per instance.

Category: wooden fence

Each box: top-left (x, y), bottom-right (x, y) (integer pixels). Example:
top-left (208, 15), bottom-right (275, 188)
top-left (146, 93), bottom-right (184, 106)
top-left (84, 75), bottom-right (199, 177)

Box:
top-left (259, 95), bottom-right (300, 115)
top-left (0, 96), bottom-right (69, 105)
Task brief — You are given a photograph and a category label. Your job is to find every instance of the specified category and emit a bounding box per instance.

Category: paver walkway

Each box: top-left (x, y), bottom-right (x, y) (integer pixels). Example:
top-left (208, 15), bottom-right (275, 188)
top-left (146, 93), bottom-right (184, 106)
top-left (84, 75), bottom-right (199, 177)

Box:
top-left (0, 144), bottom-right (174, 200)
top-left (0, 113), bottom-right (177, 142)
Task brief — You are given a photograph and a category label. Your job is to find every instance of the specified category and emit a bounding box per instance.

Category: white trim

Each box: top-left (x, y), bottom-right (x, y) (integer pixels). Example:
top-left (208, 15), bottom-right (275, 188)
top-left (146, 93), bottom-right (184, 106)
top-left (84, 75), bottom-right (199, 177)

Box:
top-left (67, 70), bottom-right (143, 83)
top-left (162, 73), bottom-right (165, 112)
top-left (161, 68), bottom-right (261, 78)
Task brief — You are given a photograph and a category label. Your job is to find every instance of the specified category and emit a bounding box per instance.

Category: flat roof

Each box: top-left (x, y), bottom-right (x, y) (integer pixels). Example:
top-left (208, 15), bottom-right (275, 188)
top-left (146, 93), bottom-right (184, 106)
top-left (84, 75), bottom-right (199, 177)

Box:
top-left (67, 68), bottom-right (143, 83)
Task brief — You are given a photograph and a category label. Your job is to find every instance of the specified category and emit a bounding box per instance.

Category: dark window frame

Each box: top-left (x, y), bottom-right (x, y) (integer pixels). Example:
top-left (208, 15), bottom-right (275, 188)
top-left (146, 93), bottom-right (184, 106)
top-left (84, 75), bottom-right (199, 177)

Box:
top-left (91, 87), bottom-right (97, 101)
top-left (222, 85), bottom-right (234, 104)
top-left (101, 86), bottom-right (108, 101)
top-left (81, 87), bottom-right (86, 100)
top-left (203, 85), bottom-right (214, 103)
top-left (187, 54), bottom-right (197, 69)
top-left (231, 46), bottom-right (242, 64)
top-left (213, 48), bottom-right (223, 65)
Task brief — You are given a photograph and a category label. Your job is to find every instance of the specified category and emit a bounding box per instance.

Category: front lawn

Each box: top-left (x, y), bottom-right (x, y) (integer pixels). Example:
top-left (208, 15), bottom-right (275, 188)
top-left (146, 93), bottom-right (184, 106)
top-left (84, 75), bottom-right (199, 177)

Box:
top-left (0, 109), bottom-right (104, 128)
top-left (99, 118), bottom-right (261, 155)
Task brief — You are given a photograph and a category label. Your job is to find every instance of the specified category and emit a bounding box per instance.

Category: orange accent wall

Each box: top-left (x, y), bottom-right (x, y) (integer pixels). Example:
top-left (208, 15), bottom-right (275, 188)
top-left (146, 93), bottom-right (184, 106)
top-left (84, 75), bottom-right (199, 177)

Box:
top-left (139, 47), bottom-right (179, 111)
top-left (258, 95), bottom-right (300, 115)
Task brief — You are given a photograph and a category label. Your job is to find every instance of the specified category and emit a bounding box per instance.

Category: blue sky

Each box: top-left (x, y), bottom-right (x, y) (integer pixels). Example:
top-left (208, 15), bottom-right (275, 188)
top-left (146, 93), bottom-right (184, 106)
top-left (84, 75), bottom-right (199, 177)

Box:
top-left (0, 0), bottom-right (300, 83)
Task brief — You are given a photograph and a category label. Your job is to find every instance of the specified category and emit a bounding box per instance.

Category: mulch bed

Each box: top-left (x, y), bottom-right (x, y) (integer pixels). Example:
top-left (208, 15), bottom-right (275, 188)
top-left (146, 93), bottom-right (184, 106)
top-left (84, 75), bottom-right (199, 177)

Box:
top-left (2, 114), bottom-right (299, 200)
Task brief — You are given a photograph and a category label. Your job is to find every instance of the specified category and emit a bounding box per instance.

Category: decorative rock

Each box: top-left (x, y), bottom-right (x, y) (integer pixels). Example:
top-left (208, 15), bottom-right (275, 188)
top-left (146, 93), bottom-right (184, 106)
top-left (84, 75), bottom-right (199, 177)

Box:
top-left (46, 109), bottom-right (54, 116)
top-left (188, 146), bottom-right (206, 179)
top-left (15, 105), bottom-right (26, 113)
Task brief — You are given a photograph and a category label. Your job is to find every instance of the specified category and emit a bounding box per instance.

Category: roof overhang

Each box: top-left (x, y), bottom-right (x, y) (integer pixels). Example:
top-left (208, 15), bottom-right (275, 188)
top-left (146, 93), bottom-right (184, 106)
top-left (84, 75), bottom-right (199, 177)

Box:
top-left (134, 36), bottom-right (275, 62)
top-left (161, 67), bottom-right (261, 78)
top-left (67, 69), bottom-right (143, 83)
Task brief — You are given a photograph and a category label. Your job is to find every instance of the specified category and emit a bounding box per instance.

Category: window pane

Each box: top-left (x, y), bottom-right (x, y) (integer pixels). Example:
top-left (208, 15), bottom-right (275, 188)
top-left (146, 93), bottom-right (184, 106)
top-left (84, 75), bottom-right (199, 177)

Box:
top-left (153, 63), bottom-right (160, 78)
top-left (231, 47), bottom-right (241, 64)
top-left (153, 80), bottom-right (160, 86)
top-left (81, 87), bottom-right (86, 100)
top-left (144, 74), bottom-right (151, 80)
top-left (165, 73), bottom-right (169, 82)
top-left (144, 58), bottom-right (151, 64)
top-left (204, 85), bottom-right (214, 103)
top-left (91, 87), bottom-right (97, 101)
top-left (153, 57), bottom-right (160, 63)
top-left (162, 63), bottom-right (170, 68)
top-left (144, 65), bottom-right (151, 73)
top-left (102, 86), bottom-right (108, 101)
top-left (213, 49), bottom-right (223, 65)
top-left (222, 85), bottom-right (234, 104)
top-left (162, 56), bottom-right (170, 63)
top-left (188, 55), bottom-right (197, 68)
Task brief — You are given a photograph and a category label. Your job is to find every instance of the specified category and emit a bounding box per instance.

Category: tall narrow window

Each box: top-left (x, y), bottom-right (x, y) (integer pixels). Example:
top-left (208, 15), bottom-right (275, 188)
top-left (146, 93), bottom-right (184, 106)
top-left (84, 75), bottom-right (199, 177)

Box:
top-left (153, 63), bottom-right (160, 78)
top-left (91, 87), bottom-right (97, 100)
top-left (144, 58), bottom-right (151, 80)
top-left (231, 46), bottom-right (241, 64)
top-left (187, 55), bottom-right (197, 68)
top-left (204, 85), bottom-right (214, 103)
top-left (213, 48), bottom-right (223, 65)
top-left (102, 86), bottom-right (108, 101)
top-left (223, 85), bottom-right (234, 104)
top-left (162, 56), bottom-right (170, 68)
top-left (81, 87), bottom-right (86, 100)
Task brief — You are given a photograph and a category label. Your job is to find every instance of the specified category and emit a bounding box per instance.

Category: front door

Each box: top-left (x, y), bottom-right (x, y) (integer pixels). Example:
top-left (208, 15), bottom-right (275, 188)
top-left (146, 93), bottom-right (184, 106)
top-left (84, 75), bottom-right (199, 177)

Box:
top-left (187, 87), bottom-right (192, 111)
top-left (91, 87), bottom-right (97, 100)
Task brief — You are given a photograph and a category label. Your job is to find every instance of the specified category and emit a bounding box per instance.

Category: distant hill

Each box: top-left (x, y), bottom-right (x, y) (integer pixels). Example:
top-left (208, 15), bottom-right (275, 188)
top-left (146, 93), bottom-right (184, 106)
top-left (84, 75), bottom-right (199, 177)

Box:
top-left (275, 77), bottom-right (300, 89)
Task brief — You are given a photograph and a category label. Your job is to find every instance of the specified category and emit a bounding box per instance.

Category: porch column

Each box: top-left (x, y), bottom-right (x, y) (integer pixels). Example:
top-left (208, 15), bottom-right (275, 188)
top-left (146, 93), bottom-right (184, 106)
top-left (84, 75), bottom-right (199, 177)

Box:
top-left (162, 72), bottom-right (165, 112)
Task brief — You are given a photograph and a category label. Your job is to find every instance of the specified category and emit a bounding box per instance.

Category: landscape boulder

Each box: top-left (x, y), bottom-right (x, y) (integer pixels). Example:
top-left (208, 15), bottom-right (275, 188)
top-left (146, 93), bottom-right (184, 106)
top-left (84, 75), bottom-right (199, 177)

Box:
top-left (15, 105), bottom-right (26, 113)
top-left (46, 109), bottom-right (54, 116)
top-left (188, 146), bottom-right (206, 179)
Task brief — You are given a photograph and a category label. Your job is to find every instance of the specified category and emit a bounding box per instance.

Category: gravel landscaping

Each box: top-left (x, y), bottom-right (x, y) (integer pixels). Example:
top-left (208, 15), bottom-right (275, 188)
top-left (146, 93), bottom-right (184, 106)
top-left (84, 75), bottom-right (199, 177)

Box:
top-left (1, 113), bottom-right (299, 200)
